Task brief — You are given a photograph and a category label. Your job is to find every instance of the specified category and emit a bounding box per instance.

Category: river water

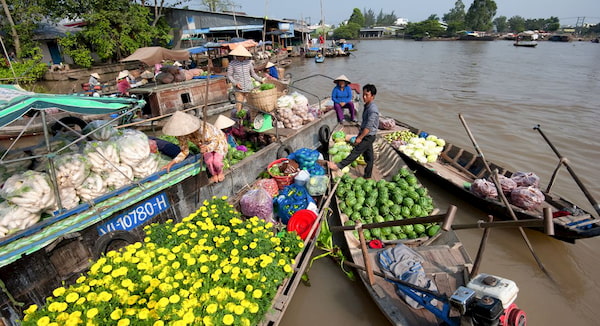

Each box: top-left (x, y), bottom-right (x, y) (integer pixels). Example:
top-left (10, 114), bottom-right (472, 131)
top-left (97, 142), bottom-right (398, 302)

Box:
top-left (280, 39), bottom-right (600, 325)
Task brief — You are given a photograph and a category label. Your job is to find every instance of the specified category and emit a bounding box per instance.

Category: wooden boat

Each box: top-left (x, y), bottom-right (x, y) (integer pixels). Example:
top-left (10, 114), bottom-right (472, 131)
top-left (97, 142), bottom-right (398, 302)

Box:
top-left (0, 85), bottom-right (338, 324)
top-left (328, 123), bottom-right (527, 326)
top-left (382, 119), bottom-right (600, 243)
top-left (514, 32), bottom-right (538, 47)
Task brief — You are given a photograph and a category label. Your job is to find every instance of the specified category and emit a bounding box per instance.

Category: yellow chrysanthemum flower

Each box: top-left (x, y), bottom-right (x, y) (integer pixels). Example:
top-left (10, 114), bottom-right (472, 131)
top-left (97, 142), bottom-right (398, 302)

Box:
top-left (117, 318), bottom-right (130, 326)
top-left (52, 287), bottom-right (66, 297)
top-left (110, 308), bottom-right (123, 320)
top-left (252, 289), bottom-right (263, 299)
top-left (65, 292), bottom-right (79, 303)
top-left (222, 314), bottom-right (234, 325)
top-left (86, 308), bottom-right (99, 319)
top-left (37, 316), bottom-right (50, 326)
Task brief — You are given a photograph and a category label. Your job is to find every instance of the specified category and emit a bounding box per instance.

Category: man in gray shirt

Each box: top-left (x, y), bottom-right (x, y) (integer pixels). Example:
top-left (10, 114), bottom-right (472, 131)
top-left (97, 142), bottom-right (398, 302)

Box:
top-left (328, 84), bottom-right (379, 178)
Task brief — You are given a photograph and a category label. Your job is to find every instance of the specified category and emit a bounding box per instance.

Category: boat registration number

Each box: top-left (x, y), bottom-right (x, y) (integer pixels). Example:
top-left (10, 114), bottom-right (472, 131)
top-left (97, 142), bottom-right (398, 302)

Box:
top-left (97, 193), bottom-right (170, 235)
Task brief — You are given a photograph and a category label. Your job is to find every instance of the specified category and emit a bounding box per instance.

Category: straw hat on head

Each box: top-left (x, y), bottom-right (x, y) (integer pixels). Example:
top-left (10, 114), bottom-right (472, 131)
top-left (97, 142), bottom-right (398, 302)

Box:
top-left (173, 61), bottom-right (182, 67)
top-left (90, 73), bottom-right (100, 79)
top-left (265, 62), bottom-right (275, 68)
top-left (162, 111), bottom-right (201, 136)
top-left (229, 45), bottom-right (252, 57)
top-left (334, 75), bottom-right (351, 84)
top-left (117, 71), bottom-right (129, 80)
top-left (213, 114), bottom-right (235, 130)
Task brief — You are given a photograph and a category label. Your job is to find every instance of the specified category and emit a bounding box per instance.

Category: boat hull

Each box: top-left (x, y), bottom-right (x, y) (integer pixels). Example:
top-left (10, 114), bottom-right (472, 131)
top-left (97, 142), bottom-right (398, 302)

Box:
top-left (386, 119), bottom-right (600, 243)
top-left (0, 110), bottom-right (337, 325)
top-left (328, 125), bottom-right (472, 325)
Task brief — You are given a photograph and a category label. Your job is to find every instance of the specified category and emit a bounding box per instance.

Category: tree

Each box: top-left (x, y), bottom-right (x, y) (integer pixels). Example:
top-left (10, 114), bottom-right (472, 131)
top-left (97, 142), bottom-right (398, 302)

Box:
top-left (201, 0), bottom-right (228, 12)
top-left (405, 19), bottom-right (446, 39)
top-left (464, 0), bottom-right (497, 31)
top-left (0, 0), bottom-right (49, 58)
top-left (333, 23), bottom-right (360, 39)
top-left (507, 16), bottom-right (525, 33)
top-left (348, 8), bottom-right (364, 27)
top-left (443, 0), bottom-right (465, 35)
top-left (363, 8), bottom-right (375, 27)
top-left (493, 16), bottom-right (508, 33)
top-left (58, 0), bottom-right (170, 68)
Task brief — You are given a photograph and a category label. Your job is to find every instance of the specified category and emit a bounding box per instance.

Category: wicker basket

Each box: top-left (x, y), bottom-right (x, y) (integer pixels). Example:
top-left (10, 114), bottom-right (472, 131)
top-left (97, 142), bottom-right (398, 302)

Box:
top-left (268, 158), bottom-right (299, 190)
top-left (247, 87), bottom-right (278, 112)
top-left (270, 79), bottom-right (289, 97)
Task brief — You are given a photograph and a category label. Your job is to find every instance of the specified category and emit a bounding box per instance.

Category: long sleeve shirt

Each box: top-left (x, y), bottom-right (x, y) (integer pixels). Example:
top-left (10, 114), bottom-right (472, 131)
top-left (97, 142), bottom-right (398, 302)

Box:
top-left (331, 85), bottom-right (353, 104)
top-left (89, 76), bottom-right (101, 87)
top-left (227, 59), bottom-right (262, 93)
top-left (171, 122), bottom-right (229, 164)
top-left (361, 101), bottom-right (380, 136)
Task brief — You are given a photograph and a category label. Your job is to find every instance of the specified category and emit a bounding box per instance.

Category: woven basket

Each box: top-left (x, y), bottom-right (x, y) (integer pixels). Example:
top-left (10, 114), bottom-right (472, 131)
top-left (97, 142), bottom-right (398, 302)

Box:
top-left (270, 79), bottom-right (289, 97)
top-left (247, 87), bottom-right (278, 112)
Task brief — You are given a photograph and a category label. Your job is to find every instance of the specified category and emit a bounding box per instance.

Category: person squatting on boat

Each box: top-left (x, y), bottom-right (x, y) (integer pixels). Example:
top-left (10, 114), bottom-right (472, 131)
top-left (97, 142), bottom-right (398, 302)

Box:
top-left (227, 45), bottom-right (264, 113)
top-left (328, 84), bottom-right (379, 178)
top-left (161, 111), bottom-right (229, 183)
top-left (264, 61), bottom-right (279, 80)
top-left (331, 75), bottom-right (357, 123)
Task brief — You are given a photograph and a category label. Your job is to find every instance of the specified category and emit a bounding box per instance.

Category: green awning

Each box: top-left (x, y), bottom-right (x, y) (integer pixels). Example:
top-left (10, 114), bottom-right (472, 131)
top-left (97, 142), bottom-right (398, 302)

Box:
top-left (0, 85), bottom-right (144, 128)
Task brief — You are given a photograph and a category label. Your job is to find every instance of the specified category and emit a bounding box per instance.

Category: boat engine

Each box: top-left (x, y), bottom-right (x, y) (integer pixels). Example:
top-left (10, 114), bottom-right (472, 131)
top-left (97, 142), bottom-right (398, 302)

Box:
top-left (450, 273), bottom-right (526, 326)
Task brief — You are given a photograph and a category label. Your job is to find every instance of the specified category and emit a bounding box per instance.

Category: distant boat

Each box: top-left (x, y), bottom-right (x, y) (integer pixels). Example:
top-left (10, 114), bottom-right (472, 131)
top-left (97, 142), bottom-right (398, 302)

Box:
top-left (514, 31), bottom-right (538, 47)
top-left (458, 31), bottom-right (496, 41)
top-left (315, 53), bottom-right (325, 63)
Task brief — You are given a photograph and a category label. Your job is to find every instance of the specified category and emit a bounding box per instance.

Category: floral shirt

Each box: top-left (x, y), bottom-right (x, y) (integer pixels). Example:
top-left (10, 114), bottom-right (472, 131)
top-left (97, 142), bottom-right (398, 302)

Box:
top-left (172, 122), bottom-right (228, 163)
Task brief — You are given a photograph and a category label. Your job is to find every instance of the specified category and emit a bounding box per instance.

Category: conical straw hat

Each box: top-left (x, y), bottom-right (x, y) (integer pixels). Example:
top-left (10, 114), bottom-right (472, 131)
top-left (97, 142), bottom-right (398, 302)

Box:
top-left (229, 45), bottom-right (252, 57)
top-left (90, 73), bottom-right (100, 79)
top-left (265, 62), bottom-right (275, 68)
top-left (162, 111), bottom-right (201, 136)
top-left (333, 74), bottom-right (350, 83)
top-left (213, 114), bottom-right (235, 130)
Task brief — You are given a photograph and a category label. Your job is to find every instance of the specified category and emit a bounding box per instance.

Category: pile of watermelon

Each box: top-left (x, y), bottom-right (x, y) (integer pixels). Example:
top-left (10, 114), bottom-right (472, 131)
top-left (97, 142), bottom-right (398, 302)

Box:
top-left (336, 167), bottom-right (441, 241)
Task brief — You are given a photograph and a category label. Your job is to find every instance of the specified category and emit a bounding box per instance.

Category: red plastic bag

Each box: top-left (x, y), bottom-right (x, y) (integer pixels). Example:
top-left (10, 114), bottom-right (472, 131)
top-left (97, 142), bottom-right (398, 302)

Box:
top-left (510, 186), bottom-right (545, 210)
top-left (510, 171), bottom-right (540, 188)
top-left (255, 178), bottom-right (279, 197)
top-left (471, 179), bottom-right (498, 199)
top-left (491, 174), bottom-right (517, 195)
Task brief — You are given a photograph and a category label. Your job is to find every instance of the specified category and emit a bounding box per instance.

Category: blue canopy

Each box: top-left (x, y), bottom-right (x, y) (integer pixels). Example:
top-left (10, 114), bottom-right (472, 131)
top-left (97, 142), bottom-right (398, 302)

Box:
top-left (187, 46), bottom-right (208, 54)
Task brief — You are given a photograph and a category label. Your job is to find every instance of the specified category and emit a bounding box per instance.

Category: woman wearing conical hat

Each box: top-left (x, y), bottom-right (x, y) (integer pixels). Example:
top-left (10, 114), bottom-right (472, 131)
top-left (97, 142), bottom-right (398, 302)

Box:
top-left (331, 74), bottom-right (357, 123)
top-left (162, 111), bottom-right (229, 183)
top-left (226, 45), bottom-right (263, 113)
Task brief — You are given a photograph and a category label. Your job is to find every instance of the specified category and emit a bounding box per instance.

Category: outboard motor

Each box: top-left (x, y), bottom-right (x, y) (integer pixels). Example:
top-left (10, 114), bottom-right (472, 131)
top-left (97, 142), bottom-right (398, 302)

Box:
top-left (450, 274), bottom-right (526, 326)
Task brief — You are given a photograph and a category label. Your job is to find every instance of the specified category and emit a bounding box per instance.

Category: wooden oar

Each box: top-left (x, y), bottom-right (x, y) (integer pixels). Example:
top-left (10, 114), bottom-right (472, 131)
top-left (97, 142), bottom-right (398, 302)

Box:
top-left (533, 124), bottom-right (600, 217)
top-left (459, 114), bottom-right (552, 279)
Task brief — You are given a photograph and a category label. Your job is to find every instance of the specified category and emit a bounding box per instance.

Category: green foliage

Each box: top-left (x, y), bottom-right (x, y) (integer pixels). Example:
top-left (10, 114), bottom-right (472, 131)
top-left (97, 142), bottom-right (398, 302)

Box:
top-left (0, 47), bottom-right (48, 83)
top-left (465, 0), bottom-right (497, 31)
top-left (59, 34), bottom-right (93, 68)
top-left (348, 8), bottom-right (364, 27)
top-left (405, 20), bottom-right (446, 39)
top-left (493, 16), bottom-right (508, 33)
top-left (333, 23), bottom-right (361, 39)
top-left (57, 1), bottom-right (171, 66)
top-left (507, 16), bottom-right (526, 33)
top-left (363, 8), bottom-right (375, 27)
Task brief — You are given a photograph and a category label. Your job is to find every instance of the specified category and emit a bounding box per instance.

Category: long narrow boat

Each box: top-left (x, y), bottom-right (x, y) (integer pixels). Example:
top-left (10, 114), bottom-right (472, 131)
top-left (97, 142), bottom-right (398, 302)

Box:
top-left (0, 87), bottom-right (337, 324)
top-left (328, 123), bottom-right (527, 326)
top-left (381, 119), bottom-right (600, 243)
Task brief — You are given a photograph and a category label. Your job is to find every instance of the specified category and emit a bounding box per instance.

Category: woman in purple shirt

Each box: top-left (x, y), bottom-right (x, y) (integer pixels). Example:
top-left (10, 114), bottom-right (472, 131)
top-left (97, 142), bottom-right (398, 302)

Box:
top-left (331, 75), bottom-right (357, 123)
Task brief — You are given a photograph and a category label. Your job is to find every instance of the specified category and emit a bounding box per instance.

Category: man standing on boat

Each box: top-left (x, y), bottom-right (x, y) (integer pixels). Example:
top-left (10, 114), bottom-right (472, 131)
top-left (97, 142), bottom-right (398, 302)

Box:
top-left (227, 45), bottom-right (263, 114)
top-left (328, 84), bottom-right (379, 178)
top-left (331, 75), bottom-right (357, 123)
top-left (161, 111), bottom-right (229, 183)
